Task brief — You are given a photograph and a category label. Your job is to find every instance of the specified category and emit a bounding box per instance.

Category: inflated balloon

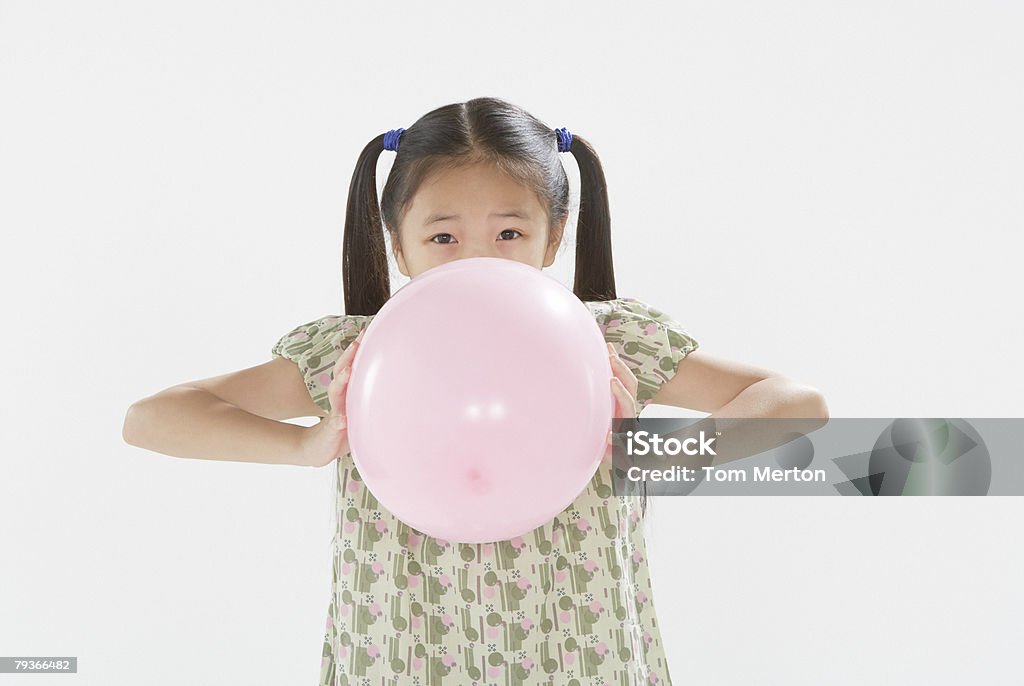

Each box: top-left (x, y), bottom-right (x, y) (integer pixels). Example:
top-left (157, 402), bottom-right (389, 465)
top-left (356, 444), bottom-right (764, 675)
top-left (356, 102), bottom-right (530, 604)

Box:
top-left (345, 257), bottom-right (613, 544)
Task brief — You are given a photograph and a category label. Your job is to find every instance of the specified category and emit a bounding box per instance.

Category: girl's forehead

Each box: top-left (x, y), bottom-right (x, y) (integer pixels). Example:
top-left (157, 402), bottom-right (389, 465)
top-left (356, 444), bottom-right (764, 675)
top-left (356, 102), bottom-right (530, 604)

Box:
top-left (409, 167), bottom-right (543, 214)
top-left (419, 160), bottom-right (520, 191)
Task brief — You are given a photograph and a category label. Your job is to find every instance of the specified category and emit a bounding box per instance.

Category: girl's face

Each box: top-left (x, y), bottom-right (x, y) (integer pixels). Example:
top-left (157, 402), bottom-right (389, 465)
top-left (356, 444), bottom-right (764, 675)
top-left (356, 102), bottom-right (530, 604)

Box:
top-left (393, 161), bottom-right (565, 278)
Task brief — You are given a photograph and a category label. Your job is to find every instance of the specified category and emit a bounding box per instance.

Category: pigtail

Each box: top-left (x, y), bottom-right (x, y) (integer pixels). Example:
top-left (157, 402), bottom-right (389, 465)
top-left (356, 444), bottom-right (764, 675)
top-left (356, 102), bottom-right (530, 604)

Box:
top-left (342, 134), bottom-right (393, 316)
top-left (566, 133), bottom-right (647, 515)
top-left (568, 135), bottom-right (617, 302)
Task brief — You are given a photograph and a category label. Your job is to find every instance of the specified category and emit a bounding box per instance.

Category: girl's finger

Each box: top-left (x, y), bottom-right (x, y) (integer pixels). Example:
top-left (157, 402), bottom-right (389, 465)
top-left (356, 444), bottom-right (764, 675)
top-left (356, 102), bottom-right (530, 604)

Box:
top-left (610, 354), bottom-right (634, 393)
top-left (611, 377), bottom-right (629, 417)
top-left (333, 338), bottom-right (359, 373)
top-left (613, 365), bottom-right (638, 400)
top-left (607, 345), bottom-right (638, 390)
top-left (611, 376), bottom-right (638, 417)
top-left (328, 366), bottom-right (352, 417)
top-left (611, 363), bottom-right (638, 403)
top-left (344, 330), bottom-right (366, 362)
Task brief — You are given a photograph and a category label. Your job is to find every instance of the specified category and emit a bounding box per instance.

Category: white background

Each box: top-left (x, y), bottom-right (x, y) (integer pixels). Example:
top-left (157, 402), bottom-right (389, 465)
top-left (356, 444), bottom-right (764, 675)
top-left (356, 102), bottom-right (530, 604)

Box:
top-left (2, 1), bottom-right (1022, 684)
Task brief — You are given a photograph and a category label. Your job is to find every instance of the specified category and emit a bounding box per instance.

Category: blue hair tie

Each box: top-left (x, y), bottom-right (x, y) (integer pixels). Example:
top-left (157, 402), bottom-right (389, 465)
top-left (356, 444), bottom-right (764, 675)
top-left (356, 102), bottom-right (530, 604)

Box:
top-left (555, 127), bottom-right (572, 153)
top-left (387, 126), bottom-right (568, 153)
top-left (383, 128), bottom-right (405, 152)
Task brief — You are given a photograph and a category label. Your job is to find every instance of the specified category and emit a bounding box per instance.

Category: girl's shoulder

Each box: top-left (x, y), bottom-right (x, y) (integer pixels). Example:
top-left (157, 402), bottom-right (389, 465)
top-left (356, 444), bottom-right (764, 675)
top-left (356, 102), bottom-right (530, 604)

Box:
top-left (584, 296), bottom-right (681, 326)
top-left (270, 313), bottom-right (372, 369)
top-left (584, 296), bottom-right (696, 342)
top-left (586, 297), bottom-right (701, 407)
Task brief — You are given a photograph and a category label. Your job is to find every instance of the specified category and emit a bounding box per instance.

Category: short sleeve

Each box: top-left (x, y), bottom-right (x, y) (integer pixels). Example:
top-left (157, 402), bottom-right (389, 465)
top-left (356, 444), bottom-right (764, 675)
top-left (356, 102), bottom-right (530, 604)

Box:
top-left (271, 314), bottom-right (371, 413)
top-left (589, 297), bottom-right (700, 409)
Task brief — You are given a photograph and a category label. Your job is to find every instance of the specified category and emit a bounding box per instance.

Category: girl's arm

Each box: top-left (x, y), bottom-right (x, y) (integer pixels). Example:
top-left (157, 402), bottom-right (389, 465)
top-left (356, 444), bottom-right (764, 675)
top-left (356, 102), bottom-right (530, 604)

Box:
top-left (650, 350), bottom-right (828, 417)
top-left (122, 357), bottom-right (327, 466)
top-left (647, 349), bottom-right (829, 468)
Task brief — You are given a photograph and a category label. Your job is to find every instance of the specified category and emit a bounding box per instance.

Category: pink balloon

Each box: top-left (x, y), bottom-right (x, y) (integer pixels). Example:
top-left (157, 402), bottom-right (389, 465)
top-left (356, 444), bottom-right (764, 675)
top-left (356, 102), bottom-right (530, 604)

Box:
top-left (345, 257), bottom-right (613, 544)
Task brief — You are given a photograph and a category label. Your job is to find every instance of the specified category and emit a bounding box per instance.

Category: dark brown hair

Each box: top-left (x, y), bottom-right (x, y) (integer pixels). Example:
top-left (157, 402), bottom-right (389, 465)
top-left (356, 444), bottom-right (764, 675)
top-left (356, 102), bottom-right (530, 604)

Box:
top-left (339, 96), bottom-right (651, 517)
top-left (341, 96), bottom-right (616, 315)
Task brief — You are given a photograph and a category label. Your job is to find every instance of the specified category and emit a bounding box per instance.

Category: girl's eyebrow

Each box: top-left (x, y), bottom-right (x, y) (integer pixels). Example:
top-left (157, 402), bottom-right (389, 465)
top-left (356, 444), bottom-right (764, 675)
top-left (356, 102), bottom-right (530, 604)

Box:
top-left (423, 210), bottom-right (531, 225)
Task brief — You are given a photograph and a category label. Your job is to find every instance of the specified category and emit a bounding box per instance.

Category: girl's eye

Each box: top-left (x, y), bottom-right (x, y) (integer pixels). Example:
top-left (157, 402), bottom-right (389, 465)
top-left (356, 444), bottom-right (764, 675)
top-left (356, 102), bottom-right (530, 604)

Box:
top-left (429, 230), bottom-right (522, 244)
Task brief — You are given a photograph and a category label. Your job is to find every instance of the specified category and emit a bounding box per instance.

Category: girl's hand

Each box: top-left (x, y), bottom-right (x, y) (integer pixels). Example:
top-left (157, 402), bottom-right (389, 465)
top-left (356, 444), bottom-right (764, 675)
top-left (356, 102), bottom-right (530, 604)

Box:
top-left (605, 342), bottom-right (639, 465)
top-left (299, 329), bottom-right (365, 468)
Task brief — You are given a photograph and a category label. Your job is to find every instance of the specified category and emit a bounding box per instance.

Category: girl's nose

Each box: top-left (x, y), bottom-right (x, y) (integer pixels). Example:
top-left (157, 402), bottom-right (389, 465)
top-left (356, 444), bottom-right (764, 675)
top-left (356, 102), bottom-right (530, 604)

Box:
top-left (461, 242), bottom-right (496, 260)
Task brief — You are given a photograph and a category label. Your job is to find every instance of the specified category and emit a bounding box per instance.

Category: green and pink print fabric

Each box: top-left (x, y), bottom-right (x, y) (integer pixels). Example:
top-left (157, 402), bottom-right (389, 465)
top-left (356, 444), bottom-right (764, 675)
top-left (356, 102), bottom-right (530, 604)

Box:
top-left (272, 297), bottom-right (699, 686)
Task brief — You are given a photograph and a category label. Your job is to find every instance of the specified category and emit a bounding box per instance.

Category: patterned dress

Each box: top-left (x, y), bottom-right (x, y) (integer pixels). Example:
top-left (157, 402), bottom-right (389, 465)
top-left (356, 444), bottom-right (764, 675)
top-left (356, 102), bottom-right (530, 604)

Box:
top-left (271, 297), bottom-right (700, 686)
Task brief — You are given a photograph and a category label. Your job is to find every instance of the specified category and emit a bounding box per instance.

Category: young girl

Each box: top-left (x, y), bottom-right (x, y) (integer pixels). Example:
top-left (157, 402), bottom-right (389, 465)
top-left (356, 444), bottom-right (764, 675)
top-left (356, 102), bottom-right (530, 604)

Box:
top-left (124, 96), bottom-right (828, 685)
